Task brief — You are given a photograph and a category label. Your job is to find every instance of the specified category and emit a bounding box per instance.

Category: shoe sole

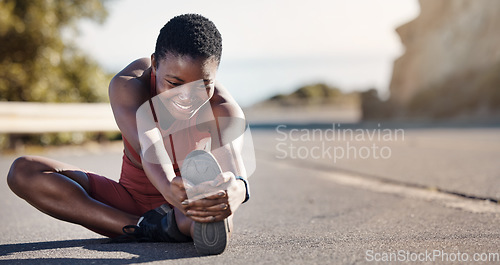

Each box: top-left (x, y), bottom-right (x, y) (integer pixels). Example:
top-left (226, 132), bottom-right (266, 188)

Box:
top-left (193, 219), bottom-right (229, 255)
top-left (181, 150), bottom-right (223, 186)
top-left (181, 150), bottom-right (229, 255)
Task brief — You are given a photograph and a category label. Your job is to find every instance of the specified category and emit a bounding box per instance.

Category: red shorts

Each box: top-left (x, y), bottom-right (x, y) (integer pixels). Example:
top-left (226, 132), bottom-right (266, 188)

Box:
top-left (85, 154), bottom-right (171, 217)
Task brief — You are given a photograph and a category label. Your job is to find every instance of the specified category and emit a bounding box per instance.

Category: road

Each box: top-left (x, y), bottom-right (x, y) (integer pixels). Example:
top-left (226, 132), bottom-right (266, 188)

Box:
top-left (1, 125), bottom-right (500, 264)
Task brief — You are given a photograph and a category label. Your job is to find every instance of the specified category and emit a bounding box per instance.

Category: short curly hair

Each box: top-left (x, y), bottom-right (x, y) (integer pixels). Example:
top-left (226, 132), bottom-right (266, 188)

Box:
top-left (154, 14), bottom-right (222, 65)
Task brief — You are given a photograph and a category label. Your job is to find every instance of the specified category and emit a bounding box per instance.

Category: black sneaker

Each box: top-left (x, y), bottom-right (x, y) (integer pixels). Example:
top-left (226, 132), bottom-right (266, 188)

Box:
top-left (120, 204), bottom-right (191, 243)
top-left (181, 150), bottom-right (230, 255)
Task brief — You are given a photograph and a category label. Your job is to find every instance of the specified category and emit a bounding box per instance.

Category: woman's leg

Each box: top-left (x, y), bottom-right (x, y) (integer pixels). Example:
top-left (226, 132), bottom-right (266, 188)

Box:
top-left (7, 155), bottom-right (139, 236)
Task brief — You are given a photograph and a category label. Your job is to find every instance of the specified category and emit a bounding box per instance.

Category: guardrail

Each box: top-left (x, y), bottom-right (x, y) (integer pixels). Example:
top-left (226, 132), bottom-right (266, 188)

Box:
top-left (0, 102), bottom-right (364, 134)
top-left (0, 102), bottom-right (119, 133)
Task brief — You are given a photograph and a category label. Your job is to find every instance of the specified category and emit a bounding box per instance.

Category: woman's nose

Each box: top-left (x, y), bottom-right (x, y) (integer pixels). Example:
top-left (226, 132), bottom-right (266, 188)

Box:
top-left (178, 85), bottom-right (194, 101)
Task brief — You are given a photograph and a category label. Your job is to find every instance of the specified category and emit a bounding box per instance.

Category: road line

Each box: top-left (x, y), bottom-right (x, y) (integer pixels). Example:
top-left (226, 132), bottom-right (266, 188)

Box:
top-left (256, 148), bottom-right (500, 214)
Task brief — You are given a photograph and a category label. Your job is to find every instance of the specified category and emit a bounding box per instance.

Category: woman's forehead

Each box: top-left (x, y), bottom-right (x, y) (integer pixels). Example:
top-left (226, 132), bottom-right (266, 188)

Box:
top-left (157, 54), bottom-right (218, 80)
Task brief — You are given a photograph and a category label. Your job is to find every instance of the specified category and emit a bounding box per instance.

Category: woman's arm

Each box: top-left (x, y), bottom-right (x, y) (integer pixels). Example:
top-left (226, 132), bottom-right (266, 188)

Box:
top-left (136, 101), bottom-right (187, 211)
top-left (184, 86), bottom-right (249, 222)
top-left (109, 59), bottom-right (186, 212)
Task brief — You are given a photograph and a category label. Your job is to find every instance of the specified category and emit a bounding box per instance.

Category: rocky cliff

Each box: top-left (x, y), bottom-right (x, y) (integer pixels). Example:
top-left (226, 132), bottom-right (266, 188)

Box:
top-left (386, 0), bottom-right (500, 119)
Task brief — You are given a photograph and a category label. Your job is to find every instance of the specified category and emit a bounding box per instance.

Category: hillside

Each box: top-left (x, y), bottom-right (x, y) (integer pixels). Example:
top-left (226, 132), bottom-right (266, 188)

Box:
top-left (385, 0), bottom-right (500, 120)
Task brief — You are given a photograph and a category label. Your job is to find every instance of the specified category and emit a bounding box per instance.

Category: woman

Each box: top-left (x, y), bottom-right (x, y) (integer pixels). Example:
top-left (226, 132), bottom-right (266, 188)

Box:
top-left (7, 14), bottom-right (250, 255)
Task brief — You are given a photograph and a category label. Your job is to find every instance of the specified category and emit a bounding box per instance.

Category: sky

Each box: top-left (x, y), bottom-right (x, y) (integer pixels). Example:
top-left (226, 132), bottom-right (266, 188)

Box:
top-left (75, 0), bottom-right (420, 106)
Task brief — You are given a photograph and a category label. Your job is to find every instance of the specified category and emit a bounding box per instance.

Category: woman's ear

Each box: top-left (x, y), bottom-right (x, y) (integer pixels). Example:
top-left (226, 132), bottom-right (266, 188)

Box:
top-left (151, 53), bottom-right (157, 73)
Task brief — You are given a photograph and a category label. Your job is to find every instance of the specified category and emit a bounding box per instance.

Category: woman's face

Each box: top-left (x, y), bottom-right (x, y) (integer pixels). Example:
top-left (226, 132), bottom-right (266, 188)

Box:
top-left (152, 53), bottom-right (218, 120)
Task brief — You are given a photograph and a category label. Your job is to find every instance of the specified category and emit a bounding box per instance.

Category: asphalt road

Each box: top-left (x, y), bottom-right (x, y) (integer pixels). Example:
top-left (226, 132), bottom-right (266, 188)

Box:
top-left (1, 126), bottom-right (500, 264)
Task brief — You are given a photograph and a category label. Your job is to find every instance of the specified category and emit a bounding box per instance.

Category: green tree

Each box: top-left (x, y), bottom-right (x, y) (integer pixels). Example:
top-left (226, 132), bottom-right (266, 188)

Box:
top-left (0, 0), bottom-right (111, 102)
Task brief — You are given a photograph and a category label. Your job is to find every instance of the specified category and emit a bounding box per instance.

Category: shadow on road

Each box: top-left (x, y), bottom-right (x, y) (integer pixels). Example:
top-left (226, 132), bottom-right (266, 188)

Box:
top-left (0, 238), bottom-right (201, 264)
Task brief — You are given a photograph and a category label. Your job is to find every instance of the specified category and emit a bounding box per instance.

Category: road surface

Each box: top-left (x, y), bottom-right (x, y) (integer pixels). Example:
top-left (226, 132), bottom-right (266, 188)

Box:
top-left (1, 125), bottom-right (500, 264)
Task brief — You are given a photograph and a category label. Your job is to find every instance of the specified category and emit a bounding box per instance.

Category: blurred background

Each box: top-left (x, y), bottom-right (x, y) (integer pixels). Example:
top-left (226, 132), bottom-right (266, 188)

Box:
top-left (0, 0), bottom-right (499, 148)
top-left (2, 1), bottom-right (500, 259)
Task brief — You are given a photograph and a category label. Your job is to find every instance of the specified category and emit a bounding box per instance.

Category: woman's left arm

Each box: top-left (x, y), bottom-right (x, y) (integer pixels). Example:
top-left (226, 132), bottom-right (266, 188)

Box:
top-left (184, 93), bottom-right (249, 222)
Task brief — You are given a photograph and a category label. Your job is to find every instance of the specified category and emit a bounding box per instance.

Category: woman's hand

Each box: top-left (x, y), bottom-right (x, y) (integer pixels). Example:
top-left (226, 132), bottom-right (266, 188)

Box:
top-left (167, 176), bottom-right (192, 215)
top-left (183, 171), bottom-right (246, 223)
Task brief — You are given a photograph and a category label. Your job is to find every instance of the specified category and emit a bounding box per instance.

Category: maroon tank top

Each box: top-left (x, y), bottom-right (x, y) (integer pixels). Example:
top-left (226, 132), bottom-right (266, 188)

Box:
top-left (121, 70), bottom-right (210, 178)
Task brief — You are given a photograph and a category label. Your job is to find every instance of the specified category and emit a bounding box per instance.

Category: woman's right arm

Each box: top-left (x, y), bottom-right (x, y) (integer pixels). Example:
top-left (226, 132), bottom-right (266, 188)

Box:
top-left (108, 58), bottom-right (187, 211)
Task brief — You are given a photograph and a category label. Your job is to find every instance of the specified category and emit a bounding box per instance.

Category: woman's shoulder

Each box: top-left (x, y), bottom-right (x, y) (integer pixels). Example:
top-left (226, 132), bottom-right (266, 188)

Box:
top-left (116, 58), bottom-right (151, 79)
top-left (196, 81), bottom-right (246, 134)
top-left (208, 81), bottom-right (245, 120)
top-left (109, 58), bottom-right (152, 109)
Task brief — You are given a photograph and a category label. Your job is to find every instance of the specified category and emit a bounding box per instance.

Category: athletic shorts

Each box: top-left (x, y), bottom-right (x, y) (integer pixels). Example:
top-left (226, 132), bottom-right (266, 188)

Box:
top-left (86, 171), bottom-right (170, 217)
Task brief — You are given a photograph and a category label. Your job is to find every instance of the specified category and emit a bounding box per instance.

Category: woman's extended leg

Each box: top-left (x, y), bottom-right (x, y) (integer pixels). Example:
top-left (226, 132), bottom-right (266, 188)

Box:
top-left (7, 155), bottom-right (139, 236)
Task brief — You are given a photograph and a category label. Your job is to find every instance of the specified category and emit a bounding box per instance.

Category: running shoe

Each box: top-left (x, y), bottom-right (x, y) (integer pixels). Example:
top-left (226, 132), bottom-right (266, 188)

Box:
top-left (121, 204), bottom-right (191, 243)
top-left (181, 150), bottom-right (230, 255)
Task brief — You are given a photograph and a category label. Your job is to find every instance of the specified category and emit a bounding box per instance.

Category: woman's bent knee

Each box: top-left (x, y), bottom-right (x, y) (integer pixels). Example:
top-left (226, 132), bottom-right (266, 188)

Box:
top-left (7, 156), bottom-right (40, 194)
top-left (8, 156), bottom-right (91, 196)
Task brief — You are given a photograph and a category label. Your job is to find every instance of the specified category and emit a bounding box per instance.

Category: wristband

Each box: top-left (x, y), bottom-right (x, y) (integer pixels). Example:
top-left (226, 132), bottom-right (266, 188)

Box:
top-left (235, 176), bottom-right (250, 203)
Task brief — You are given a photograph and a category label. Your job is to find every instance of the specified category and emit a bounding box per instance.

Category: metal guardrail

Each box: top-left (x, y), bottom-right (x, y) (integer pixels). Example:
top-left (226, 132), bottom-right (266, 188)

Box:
top-left (0, 102), bottom-right (363, 134)
top-left (0, 102), bottom-right (119, 133)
